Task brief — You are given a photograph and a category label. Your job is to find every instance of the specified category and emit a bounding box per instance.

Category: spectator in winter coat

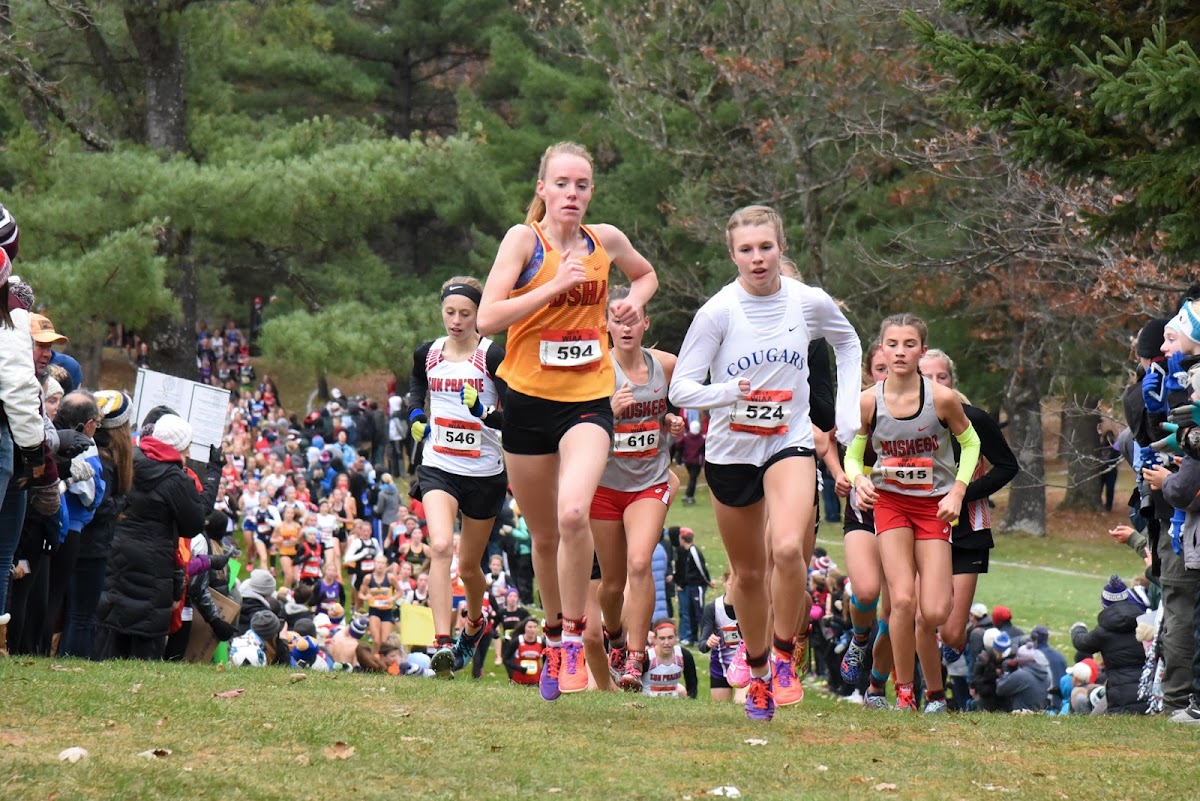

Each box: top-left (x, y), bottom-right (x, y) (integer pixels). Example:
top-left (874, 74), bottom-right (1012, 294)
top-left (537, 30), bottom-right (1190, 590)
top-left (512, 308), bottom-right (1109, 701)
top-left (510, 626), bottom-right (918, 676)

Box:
top-left (94, 414), bottom-right (221, 660)
top-left (651, 539), bottom-right (669, 622)
top-left (995, 641), bottom-right (1052, 712)
top-left (1070, 575), bottom-right (1150, 714)
top-left (991, 605), bottom-right (1025, 644)
top-left (1030, 625), bottom-right (1068, 708)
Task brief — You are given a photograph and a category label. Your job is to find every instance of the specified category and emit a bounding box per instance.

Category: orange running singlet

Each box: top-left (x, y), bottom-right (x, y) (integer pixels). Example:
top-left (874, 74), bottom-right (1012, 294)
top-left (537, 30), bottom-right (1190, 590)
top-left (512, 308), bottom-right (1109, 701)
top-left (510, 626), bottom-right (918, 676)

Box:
top-left (497, 221), bottom-right (614, 402)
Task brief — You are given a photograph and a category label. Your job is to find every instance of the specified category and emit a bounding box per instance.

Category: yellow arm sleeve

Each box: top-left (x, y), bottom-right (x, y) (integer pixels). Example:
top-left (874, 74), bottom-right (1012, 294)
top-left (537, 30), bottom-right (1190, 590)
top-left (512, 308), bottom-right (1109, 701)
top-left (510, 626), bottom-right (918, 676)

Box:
top-left (954, 423), bottom-right (981, 486)
top-left (844, 434), bottom-right (868, 482)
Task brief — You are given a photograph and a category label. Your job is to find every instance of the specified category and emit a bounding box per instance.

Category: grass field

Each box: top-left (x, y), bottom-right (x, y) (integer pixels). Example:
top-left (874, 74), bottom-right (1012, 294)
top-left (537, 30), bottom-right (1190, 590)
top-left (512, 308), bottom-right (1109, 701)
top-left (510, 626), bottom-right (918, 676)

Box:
top-left (6, 470), bottom-right (1199, 801)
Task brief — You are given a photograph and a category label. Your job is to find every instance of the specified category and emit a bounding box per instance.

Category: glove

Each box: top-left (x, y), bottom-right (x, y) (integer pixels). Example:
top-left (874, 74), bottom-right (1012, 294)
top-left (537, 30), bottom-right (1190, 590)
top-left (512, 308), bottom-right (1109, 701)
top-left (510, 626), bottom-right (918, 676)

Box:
top-left (208, 553), bottom-right (232, 571)
top-left (460, 384), bottom-right (484, 418)
top-left (1143, 362), bottom-right (1168, 414)
top-left (55, 430), bottom-right (93, 460)
top-left (1070, 621), bottom-right (1087, 632)
top-left (1151, 422), bottom-right (1184, 454)
top-left (69, 455), bottom-right (95, 484)
top-left (1168, 404), bottom-right (1200, 428)
top-left (15, 444), bottom-right (45, 488)
top-left (408, 408), bottom-right (428, 443)
top-left (30, 482), bottom-right (62, 516)
top-left (208, 445), bottom-right (225, 470)
top-left (1171, 507), bottom-right (1185, 554)
top-left (210, 617), bottom-right (236, 641)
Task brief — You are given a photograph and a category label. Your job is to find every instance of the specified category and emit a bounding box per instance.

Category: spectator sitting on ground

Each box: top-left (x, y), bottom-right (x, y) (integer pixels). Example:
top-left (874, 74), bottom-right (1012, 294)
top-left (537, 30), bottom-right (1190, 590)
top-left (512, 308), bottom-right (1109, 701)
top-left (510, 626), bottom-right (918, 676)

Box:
top-left (1030, 625), bottom-right (1068, 708)
top-left (991, 605), bottom-right (1025, 644)
top-left (996, 640), bottom-right (1052, 712)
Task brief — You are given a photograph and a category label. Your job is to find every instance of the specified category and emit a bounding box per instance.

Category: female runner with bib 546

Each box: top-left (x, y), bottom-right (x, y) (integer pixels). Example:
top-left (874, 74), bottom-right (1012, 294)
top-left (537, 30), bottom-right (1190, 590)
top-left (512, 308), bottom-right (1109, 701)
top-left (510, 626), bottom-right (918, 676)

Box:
top-left (477, 142), bottom-right (657, 701)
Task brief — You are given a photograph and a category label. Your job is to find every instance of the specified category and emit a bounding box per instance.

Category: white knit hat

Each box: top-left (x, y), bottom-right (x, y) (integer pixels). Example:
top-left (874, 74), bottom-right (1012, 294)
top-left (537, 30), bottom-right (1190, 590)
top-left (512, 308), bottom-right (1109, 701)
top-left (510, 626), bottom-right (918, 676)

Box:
top-left (151, 413), bottom-right (192, 454)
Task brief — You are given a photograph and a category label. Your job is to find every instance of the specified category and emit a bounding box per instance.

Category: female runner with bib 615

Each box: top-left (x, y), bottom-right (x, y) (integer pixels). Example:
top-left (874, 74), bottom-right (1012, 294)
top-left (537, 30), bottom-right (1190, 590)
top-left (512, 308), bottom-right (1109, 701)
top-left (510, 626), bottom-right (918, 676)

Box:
top-left (669, 206), bottom-right (861, 721)
top-left (477, 142), bottom-right (657, 701)
top-left (842, 314), bottom-right (981, 712)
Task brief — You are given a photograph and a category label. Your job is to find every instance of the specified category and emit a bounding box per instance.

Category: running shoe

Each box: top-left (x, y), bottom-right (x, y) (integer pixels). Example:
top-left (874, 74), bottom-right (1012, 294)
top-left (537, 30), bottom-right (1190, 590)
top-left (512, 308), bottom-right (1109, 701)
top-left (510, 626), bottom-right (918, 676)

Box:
top-left (1169, 702), bottom-right (1200, 724)
top-left (430, 646), bottom-right (455, 678)
top-left (940, 643), bottom-right (964, 665)
top-left (618, 654), bottom-right (644, 692)
top-left (559, 640), bottom-right (588, 693)
top-left (745, 675), bottom-right (776, 722)
top-left (449, 618), bottom-right (490, 671)
top-left (540, 645), bottom-right (562, 702)
top-left (772, 655), bottom-right (804, 706)
top-left (896, 683), bottom-right (918, 712)
top-left (864, 692), bottom-right (891, 710)
top-left (840, 638), bottom-right (868, 684)
top-left (726, 641), bottom-right (751, 689)
top-left (607, 644), bottom-right (627, 688)
top-left (923, 699), bottom-right (948, 714)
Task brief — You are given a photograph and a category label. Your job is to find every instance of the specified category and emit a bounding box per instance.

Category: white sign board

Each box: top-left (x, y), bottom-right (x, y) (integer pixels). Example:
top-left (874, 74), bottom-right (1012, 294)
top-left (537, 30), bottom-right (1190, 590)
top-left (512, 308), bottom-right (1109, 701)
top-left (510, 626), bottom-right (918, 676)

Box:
top-left (132, 368), bottom-right (230, 462)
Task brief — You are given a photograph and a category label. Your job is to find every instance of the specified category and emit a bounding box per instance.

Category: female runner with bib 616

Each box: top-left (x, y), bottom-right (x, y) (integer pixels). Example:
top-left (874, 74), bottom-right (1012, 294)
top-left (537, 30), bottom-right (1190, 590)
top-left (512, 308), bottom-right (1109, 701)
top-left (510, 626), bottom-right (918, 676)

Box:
top-left (477, 142), bottom-right (657, 701)
top-left (669, 206), bottom-right (861, 721)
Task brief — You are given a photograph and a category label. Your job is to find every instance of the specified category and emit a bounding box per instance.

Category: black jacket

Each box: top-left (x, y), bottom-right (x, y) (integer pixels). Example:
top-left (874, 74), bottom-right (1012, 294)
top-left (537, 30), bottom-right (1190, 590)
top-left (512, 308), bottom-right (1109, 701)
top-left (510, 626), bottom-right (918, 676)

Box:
top-left (96, 444), bottom-right (217, 638)
top-left (1070, 601), bottom-right (1149, 714)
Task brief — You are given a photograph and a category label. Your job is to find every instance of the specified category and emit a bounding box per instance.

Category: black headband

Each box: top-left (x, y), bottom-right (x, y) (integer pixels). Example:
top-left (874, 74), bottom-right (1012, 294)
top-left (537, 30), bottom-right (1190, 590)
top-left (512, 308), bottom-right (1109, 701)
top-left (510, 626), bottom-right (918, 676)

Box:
top-left (441, 284), bottom-right (482, 306)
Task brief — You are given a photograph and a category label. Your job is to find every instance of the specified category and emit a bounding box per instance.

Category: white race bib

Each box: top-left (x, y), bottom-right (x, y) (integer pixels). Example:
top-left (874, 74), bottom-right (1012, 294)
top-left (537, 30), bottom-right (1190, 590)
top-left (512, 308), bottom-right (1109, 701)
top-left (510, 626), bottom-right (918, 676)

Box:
top-left (613, 421), bottom-right (660, 459)
top-left (539, 329), bottom-right (602, 370)
top-left (730, 390), bottom-right (792, 436)
top-left (877, 457), bottom-right (934, 492)
top-left (432, 417), bottom-right (482, 458)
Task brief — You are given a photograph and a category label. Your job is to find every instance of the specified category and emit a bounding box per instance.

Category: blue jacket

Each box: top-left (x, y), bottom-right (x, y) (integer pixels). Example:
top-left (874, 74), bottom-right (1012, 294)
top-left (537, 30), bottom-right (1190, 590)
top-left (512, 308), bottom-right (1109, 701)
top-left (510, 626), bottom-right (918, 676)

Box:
top-left (65, 448), bottom-right (106, 534)
top-left (652, 542), bottom-right (668, 620)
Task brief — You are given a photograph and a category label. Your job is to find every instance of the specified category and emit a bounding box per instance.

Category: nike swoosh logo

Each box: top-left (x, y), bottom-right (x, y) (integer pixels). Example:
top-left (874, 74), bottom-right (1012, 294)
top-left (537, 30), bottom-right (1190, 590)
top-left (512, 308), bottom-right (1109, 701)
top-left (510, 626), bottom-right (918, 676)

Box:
top-left (788, 325), bottom-right (799, 332)
top-left (917, 425), bottom-right (930, 432)
top-left (581, 413), bottom-right (597, 419)
top-left (653, 388), bottom-right (662, 394)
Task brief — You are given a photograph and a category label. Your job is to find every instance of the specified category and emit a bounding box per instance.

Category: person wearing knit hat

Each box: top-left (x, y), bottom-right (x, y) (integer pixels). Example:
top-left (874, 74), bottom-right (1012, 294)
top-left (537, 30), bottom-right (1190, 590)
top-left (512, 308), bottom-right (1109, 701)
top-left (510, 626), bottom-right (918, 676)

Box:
top-left (94, 390), bottom-right (132, 429)
top-left (349, 616), bottom-right (369, 639)
top-left (969, 602), bottom-right (987, 620)
top-left (1136, 318), bottom-right (1170, 359)
top-left (251, 609), bottom-right (282, 643)
top-left (1068, 574), bottom-right (1151, 713)
top-left (241, 568), bottom-right (277, 602)
top-left (93, 401), bottom-right (221, 661)
top-left (148, 413), bottom-right (192, 457)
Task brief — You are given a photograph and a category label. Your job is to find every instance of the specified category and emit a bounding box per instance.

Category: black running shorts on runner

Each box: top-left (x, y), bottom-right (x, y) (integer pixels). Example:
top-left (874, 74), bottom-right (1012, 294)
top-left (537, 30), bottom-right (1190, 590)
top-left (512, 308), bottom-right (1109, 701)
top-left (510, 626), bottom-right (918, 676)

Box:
top-left (710, 671), bottom-right (732, 690)
top-left (590, 552), bottom-right (602, 581)
top-left (502, 389), bottom-right (614, 456)
top-left (843, 497), bottom-right (875, 536)
top-left (951, 545), bottom-right (990, 575)
top-left (413, 464), bottom-right (507, 521)
top-left (705, 447), bottom-right (815, 508)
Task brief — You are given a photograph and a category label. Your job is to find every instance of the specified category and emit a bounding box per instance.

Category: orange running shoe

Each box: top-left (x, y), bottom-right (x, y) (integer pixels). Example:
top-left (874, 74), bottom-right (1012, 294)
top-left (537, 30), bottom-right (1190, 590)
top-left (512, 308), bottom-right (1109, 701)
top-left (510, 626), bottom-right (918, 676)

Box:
top-left (896, 682), bottom-right (918, 711)
top-left (772, 654), bottom-right (804, 706)
top-left (559, 640), bottom-right (589, 693)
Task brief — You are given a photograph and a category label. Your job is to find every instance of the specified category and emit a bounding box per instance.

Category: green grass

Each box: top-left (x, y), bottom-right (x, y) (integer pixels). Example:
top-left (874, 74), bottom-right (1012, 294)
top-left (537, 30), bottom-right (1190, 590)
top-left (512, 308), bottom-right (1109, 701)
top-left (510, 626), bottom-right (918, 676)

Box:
top-left (4, 471), bottom-right (1192, 800)
top-left (2, 657), bottom-right (1198, 800)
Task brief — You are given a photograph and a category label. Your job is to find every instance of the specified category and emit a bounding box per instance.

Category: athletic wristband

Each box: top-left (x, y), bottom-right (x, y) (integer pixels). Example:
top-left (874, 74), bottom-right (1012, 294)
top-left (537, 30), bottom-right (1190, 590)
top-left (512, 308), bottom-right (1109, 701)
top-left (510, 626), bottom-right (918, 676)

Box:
top-left (954, 423), bottom-right (981, 486)
top-left (408, 407), bottom-right (428, 424)
top-left (843, 434), bottom-right (867, 482)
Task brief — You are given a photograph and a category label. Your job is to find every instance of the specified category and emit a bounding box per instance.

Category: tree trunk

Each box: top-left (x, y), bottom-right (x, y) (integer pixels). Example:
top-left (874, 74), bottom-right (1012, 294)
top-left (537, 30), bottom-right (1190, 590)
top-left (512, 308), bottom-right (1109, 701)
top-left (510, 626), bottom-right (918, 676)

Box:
top-left (124, 2), bottom-right (195, 377)
top-left (1001, 324), bottom-right (1048, 536)
top-left (1059, 394), bottom-right (1102, 511)
top-left (124, 6), bottom-right (188, 152)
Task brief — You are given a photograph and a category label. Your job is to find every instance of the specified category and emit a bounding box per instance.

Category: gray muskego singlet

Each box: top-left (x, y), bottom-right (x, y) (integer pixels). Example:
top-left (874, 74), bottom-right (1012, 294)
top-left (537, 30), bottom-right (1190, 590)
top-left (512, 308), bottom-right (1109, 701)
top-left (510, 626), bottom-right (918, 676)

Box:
top-left (870, 376), bottom-right (956, 497)
top-left (601, 349), bottom-right (672, 492)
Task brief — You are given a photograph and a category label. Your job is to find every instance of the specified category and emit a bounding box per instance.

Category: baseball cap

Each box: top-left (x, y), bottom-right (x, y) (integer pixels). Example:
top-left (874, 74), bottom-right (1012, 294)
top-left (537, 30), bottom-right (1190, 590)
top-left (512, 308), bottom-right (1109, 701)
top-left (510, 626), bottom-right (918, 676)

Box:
top-left (29, 313), bottom-right (68, 344)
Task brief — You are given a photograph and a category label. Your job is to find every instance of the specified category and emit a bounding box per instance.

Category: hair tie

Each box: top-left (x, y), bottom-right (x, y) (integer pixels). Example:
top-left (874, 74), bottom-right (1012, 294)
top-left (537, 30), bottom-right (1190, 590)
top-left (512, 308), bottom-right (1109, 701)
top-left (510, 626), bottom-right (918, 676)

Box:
top-left (441, 284), bottom-right (482, 306)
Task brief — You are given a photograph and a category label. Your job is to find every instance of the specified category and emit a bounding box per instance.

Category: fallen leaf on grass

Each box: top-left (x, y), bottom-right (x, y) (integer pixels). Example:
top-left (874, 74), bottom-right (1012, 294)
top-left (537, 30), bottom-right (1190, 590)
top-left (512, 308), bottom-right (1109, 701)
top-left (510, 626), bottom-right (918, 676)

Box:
top-left (622, 702), bottom-right (645, 709)
top-left (873, 784), bottom-right (897, 792)
top-left (137, 748), bottom-right (172, 759)
top-left (323, 742), bottom-right (355, 760)
top-left (294, 753), bottom-right (310, 765)
top-left (817, 765), bottom-right (829, 772)
top-left (102, 720), bottom-right (117, 729)
top-left (130, 683), bottom-right (143, 694)
top-left (156, 717), bottom-right (168, 728)
top-left (743, 738), bottom-right (768, 746)
top-left (58, 747), bottom-right (88, 763)
top-left (547, 789), bottom-right (562, 794)
top-left (50, 664), bottom-right (83, 673)
top-left (289, 673), bottom-right (307, 683)
top-left (262, 723), bottom-right (274, 730)
top-left (707, 788), bottom-right (741, 798)
top-left (390, 707), bottom-right (412, 717)
top-left (213, 689), bottom-right (245, 698)
top-left (17, 659), bottom-right (34, 666)
top-left (489, 745), bottom-right (504, 752)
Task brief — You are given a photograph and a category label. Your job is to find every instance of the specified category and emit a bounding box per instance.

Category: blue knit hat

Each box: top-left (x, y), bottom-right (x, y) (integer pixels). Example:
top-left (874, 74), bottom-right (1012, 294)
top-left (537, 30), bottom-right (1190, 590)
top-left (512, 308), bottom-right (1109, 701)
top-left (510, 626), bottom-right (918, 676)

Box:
top-left (1101, 574), bottom-right (1129, 607)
